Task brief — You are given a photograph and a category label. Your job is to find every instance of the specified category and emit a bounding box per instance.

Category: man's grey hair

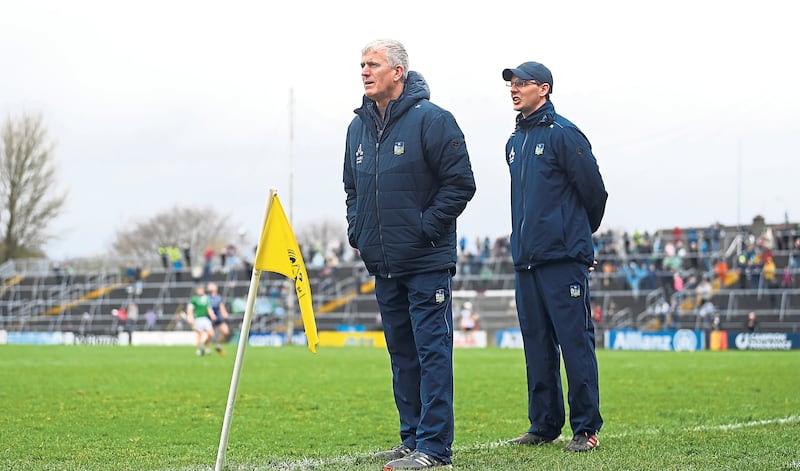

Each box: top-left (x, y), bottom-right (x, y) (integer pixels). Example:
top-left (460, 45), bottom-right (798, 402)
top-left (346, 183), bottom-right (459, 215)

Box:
top-left (362, 39), bottom-right (409, 82)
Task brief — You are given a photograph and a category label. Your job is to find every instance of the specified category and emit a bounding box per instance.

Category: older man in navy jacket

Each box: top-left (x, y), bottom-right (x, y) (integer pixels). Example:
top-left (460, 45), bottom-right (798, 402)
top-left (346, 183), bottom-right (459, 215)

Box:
top-left (343, 39), bottom-right (475, 470)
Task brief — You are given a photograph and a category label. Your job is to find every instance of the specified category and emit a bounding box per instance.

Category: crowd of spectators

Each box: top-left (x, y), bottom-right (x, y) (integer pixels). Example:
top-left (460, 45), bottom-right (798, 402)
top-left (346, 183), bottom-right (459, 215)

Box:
top-left (594, 222), bottom-right (800, 291)
top-left (107, 217), bottom-right (800, 333)
top-left (294, 219), bottom-right (800, 314)
top-left (590, 219), bottom-right (800, 332)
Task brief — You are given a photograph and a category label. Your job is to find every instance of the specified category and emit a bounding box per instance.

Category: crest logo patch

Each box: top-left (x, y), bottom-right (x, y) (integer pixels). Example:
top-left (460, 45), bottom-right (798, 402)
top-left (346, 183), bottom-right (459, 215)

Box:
top-left (535, 143), bottom-right (545, 155)
top-left (435, 288), bottom-right (446, 304)
top-left (569, 284), bottom-right (582, 298)
top-left (394, 141), bottom-right (405, 156)
top-left (355, 144), bottom-right (364, 164)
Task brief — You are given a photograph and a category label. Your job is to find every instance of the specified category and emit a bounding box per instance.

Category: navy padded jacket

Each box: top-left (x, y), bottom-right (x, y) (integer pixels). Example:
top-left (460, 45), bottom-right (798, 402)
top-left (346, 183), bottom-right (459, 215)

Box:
top-left (343, 71), bottom-right (476, 278)
top-left (505, 100), bottom-right (607, 270)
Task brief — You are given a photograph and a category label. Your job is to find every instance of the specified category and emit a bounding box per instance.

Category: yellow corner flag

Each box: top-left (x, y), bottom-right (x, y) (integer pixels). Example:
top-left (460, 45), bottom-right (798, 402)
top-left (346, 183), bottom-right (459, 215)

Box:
top-left (253, 193), bottom-right (319, 353)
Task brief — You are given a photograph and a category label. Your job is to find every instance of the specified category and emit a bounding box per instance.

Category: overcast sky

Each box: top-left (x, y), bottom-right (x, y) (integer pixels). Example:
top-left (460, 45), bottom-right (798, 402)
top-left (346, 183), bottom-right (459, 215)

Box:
top-left (2, 0), bottom-right (798, 259)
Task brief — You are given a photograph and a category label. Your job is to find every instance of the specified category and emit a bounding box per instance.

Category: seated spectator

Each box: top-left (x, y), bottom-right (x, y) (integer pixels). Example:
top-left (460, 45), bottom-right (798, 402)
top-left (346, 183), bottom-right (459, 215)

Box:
top-left (144, 309), bottom-right (157, 330)
top-left (697, 300), bottom-right (715, 331)
top-left (714, 259), bottom-right (729, 288)
top-left (592, 304), bottom-right (603, 325)
top-left (782, 265), bottom-right (793, 289)
top-left (745, 311), bottom-right (758, 332)
top-left (695, 276), bottom-right (713, 306)
top-left (622, 261), bottom-right (647, 298)
top-left (653, 296), bottom-right (670, 330)
top-left (711, 312), bottom-right (722, 331)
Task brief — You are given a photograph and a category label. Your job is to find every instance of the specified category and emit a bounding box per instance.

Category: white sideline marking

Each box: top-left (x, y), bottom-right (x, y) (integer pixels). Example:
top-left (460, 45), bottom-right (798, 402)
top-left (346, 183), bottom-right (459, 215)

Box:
top-left (180, 416), bottom-right (800, 470)
top-left (605, 414), bottom-right (800, 438)
top-left (688, 415), bottom-right (800, 432)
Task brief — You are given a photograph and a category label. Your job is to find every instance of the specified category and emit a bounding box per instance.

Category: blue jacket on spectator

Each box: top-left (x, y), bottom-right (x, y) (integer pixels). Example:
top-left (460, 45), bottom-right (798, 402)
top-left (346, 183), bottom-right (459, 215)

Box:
top-left (343, 71), bottom-right (476, 277)
top-left (505, 100), bottom-right (607, 270)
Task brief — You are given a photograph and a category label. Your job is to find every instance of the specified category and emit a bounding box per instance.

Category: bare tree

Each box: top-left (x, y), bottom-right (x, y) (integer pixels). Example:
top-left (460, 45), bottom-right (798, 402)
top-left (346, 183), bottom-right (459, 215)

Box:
top-left (294, 219), bottom-right (347, 261)
top-left (112, 206), bottom-right (237, 263)
top-left (0, 114), bottom-right (68, 262)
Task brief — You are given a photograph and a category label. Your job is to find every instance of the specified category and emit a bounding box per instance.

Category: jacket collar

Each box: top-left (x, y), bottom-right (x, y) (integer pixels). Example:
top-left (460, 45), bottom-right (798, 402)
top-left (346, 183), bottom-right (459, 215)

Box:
top-left (516, 100), bottom-right (555, 129)
top-left (356, 71), bottom-right (431, 124)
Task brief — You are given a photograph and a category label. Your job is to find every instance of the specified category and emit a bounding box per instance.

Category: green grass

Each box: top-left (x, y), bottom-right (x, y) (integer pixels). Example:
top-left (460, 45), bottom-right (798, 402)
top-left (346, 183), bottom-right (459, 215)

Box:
top-left (1, 345), bottom-right (798, 470)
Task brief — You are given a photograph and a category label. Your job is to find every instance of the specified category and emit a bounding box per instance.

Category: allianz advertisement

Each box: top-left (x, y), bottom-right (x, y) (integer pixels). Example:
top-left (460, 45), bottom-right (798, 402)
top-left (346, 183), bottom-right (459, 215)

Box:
top-left (497, 329), bottom-right (706, 351)
top-left (497, 329), bottom-right (707, 350)
top-left (604, 329), bottom-right (800, 351)
top-left (605, 329), bottom-right (706, 351)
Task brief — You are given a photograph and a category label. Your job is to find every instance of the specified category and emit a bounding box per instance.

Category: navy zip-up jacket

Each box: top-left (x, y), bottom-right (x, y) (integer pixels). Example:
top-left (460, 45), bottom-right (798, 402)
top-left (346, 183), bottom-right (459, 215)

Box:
top-left (505, 100), bottom-right (607, 270)
top-left (343, 71), bottom-right (476, 278)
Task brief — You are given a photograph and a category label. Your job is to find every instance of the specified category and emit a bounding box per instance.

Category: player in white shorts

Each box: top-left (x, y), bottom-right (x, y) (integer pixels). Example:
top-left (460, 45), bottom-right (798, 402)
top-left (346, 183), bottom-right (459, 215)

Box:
top-left (186, 285), bottom-right (217, 356)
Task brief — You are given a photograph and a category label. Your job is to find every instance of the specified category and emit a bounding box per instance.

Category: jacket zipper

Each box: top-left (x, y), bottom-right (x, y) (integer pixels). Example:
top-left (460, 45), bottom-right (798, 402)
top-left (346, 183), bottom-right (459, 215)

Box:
top-left (519, 127), bottom-right (530, 269)
top-left (374, 112), bottom-right (393, 278)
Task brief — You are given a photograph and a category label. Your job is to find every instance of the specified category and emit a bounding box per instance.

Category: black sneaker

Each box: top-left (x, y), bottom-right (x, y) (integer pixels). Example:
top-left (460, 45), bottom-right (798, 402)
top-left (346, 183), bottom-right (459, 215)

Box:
top-left (372, 444), bottom-right (413, 462)
top-left (506, 432), bottom-right (558, 445)
top-left (564, 432), bottom-right (598, 452)
top-left (383, 450), bottom-right (452, 470)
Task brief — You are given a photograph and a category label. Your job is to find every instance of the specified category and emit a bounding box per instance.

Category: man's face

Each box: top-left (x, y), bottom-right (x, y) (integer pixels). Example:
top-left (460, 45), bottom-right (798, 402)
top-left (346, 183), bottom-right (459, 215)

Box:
top-left (361, 49), bottom-right (401, 104)
top-left (509, 76), bottom-right (548, 117)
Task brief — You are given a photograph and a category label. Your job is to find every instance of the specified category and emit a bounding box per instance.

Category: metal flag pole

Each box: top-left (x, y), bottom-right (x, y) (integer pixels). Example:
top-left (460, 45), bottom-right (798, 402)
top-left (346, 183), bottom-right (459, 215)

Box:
top-left (286, 88), bottom-right (295, 345)
top-left (214, 188), bottom-right (276, 471)
top-left (289, 87), bottom-right (294, 224)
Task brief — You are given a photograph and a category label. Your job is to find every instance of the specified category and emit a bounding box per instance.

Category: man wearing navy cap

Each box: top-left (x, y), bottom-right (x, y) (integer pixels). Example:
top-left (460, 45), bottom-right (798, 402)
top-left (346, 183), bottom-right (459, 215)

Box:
top-left (501, 61), bottom-right (607, 452)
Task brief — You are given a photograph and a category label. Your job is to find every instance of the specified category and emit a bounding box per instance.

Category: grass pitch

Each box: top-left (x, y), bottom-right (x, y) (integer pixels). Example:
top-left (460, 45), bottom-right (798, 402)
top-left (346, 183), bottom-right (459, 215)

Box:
top-left (1, 344), bottom-right (798, 470)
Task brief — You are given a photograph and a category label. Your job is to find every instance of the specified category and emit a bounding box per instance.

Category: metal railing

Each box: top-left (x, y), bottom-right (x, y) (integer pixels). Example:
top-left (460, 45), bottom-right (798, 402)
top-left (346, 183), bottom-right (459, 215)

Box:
top-left (4, 253), bottom-right (800, 333)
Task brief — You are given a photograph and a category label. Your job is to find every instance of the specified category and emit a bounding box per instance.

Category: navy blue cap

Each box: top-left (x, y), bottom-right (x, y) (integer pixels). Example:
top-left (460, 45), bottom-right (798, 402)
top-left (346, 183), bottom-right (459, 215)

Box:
top-left (502, 61), bottom-right (553, 92)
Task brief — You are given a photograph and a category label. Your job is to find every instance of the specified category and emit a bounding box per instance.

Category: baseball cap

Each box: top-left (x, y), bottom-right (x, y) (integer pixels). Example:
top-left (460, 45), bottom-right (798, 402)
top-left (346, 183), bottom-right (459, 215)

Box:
top-left (502, 61), bottom-right (553, 92)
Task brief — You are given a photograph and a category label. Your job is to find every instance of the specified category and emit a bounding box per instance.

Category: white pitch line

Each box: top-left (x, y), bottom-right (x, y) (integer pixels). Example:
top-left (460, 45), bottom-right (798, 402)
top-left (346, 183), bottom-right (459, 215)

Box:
top-left (188, 416), bottom-right (800, 471)
top-left (688, 415), bottom-right (800, 432)
top-left (603, 415), bottom-right (800, 439)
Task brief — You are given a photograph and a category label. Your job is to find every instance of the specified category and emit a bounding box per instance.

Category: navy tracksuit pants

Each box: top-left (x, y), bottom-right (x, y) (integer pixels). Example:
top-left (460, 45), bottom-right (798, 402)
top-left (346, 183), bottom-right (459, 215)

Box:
top-left (374, 270), bottom-right (454, 463)
top-left (515, 261), bottom-right (603, 438)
